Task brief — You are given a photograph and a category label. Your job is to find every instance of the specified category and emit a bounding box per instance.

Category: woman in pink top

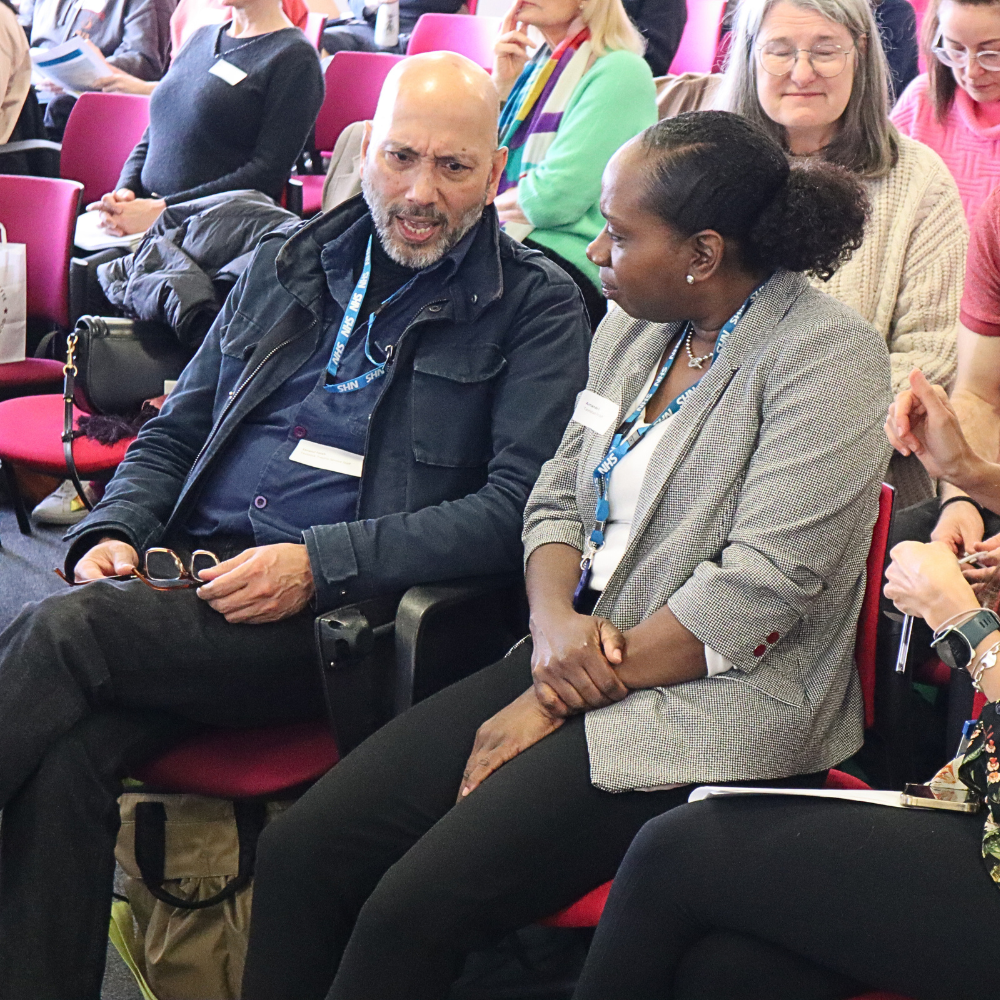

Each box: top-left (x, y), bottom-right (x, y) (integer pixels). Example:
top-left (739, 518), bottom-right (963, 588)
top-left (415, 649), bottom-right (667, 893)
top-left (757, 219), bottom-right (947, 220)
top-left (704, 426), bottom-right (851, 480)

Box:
top-left (891, 0), bottom-right (1000, 221)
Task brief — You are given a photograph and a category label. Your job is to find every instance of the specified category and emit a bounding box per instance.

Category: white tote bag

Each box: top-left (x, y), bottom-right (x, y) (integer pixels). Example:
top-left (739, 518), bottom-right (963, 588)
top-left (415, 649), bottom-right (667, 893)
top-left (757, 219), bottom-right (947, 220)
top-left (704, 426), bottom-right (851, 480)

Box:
top-left (0, 222), bottom-right (27, 363)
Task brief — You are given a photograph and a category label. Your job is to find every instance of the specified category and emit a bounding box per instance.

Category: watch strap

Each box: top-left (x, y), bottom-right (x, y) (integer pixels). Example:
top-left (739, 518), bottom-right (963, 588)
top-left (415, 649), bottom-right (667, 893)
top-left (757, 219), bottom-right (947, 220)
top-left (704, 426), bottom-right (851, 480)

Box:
top-left (933, 609), bottom-right (1000, 668)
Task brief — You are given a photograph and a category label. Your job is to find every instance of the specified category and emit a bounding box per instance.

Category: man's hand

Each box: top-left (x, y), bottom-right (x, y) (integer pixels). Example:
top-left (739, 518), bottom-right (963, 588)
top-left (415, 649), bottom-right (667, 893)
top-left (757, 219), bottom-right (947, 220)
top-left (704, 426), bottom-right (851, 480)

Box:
top-left (74, 538), bottom-right (139, 582)
top-left (458, 687), bottom-right (563, 800)
top-left (931, 500), bottom-right (985, 556)
top-left (884, 539), bottom-right (979, 630)
top-left (529, 609), bottom-right (629, 717)
top-left (195, 543), bottom-right (315, 624)
top-left (493, 2), bottom-right (533, 100)
top-left (885, 369), bottom-right (976, 483)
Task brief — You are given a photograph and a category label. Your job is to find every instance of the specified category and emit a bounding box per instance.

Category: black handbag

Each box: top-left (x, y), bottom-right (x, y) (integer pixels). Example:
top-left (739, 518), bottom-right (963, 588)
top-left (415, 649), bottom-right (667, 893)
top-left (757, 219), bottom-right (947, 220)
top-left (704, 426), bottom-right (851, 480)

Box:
top-left (62, 316), bottom-right (192, 509)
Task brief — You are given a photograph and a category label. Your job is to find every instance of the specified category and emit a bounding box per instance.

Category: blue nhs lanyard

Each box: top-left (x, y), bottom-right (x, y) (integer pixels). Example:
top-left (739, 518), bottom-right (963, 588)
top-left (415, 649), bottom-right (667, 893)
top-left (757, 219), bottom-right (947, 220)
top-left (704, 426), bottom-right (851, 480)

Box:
top-left (577, 290), bottom-right (759, 588)
top-left (324, 236), bottom-right (418, 395)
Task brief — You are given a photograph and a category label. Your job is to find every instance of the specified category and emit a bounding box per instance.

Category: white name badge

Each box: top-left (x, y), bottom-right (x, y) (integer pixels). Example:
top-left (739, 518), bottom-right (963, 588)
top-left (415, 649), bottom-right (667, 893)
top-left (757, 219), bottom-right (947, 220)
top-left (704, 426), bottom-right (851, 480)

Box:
top-left (208, 59), bottom-right (248, 86)
top-left (78, 0), bottom-right (107, 12)
top-left (572, 390), bottom-right (618, 435)
top-left (289, 440), bottom-right (364, 478)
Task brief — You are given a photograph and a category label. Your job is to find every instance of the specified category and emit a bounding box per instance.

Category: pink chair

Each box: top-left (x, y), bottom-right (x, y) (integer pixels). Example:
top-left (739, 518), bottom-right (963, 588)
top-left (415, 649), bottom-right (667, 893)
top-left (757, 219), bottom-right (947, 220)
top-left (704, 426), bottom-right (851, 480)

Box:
top-left (60, 93), bottom-right (151, 208)
top-left (0, 175), bottom-right (82, 333)
top-left (668, 0), bottom-right (727, 75)
top-left (299, 51), bottom-right (405, 217)
top-left (406, 13), bottom-right (501, 72)
top-left (304, 10), bottom-right (325, 49)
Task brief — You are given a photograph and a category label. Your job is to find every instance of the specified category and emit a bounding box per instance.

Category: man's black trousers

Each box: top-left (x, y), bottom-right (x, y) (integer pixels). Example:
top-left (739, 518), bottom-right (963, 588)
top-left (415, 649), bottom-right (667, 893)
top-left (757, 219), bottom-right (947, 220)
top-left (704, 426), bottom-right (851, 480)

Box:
top-left (0, 577), bottom-right (322, 1000)
top-left (241, 643), bottom-right (825, 1000)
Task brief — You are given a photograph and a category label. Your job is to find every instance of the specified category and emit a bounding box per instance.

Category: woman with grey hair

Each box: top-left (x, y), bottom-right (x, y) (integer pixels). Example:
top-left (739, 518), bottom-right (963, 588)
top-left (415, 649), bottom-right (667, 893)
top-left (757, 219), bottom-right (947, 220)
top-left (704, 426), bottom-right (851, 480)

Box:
top-left (717, 0), bottom-right (966, 506)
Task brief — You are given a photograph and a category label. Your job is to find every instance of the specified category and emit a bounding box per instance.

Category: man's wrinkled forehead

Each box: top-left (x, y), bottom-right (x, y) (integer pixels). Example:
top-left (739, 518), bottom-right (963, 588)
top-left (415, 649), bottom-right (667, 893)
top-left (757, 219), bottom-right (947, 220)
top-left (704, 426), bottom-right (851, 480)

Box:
top-left (370, 55), bottom-right (500, 156)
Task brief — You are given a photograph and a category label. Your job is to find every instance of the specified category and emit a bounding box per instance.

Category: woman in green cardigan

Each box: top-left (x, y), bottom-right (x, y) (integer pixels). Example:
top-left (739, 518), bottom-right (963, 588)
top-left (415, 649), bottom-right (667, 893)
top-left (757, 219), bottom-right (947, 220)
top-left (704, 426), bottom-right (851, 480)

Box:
top-left (493, 0), bottom-right (657, 328)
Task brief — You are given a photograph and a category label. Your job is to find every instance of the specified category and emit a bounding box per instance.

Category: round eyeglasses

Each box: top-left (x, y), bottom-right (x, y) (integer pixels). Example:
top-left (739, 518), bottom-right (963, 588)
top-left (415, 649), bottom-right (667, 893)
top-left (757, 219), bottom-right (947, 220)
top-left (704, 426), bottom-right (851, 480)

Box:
top-left (756, 41), bottom-right (856, 78)
top-left (931, 35), bottom-right (1000, 73)
top-left (56, 547), bottom-right (220, 590)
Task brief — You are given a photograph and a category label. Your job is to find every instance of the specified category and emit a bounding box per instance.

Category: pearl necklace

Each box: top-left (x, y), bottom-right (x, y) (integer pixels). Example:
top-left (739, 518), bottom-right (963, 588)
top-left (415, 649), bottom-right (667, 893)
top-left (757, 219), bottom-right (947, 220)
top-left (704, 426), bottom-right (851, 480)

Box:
top-left (684, 327), bottom-right (713, 369)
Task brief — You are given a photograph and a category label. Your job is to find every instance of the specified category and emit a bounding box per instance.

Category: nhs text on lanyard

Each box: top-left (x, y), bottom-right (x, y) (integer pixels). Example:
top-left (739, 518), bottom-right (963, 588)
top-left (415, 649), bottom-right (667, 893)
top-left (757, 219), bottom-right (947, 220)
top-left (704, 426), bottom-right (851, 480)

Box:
top-left (575, 291), bottom-right (759, 601)
top-left (324, 236), bottom-right (418, 395)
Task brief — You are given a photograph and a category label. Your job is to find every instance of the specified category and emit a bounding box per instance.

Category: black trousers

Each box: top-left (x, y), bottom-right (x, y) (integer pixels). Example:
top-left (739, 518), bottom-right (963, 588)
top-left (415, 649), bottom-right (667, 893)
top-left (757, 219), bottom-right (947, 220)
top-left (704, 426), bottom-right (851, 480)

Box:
top-left (572, 797), bottom-right (1000, 1000)
top-left (241, 642), bottom-right (825, 1000)
top-left (0, 576), bottom-right (322, 1000)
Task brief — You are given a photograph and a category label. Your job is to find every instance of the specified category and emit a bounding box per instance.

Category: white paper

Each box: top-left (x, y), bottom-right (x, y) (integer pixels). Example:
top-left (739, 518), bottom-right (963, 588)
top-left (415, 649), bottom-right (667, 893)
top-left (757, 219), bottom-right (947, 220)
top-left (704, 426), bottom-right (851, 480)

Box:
top-left (0, 225), bottom-right (26, 364)
top-left (572, 390), bottom-right (619, 435)
top-left (79, 0), bottom-right (107, 12)
top-left (208, 59), bottom-right (248, 86)
top-left (74, 211), bottom-right (145, 252)
top-left (687, 786), bottom-right (906, 809)
top-left (31, 38), bottom-right (112, 97)
top-left (289, 440), bottom-right (364, 478)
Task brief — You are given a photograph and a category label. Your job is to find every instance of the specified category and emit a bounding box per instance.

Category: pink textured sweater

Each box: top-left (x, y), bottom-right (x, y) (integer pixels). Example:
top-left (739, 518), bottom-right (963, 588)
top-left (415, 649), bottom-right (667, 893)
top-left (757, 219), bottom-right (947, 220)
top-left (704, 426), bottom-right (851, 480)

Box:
top-left (891, 74), bottom-right (1000, 222)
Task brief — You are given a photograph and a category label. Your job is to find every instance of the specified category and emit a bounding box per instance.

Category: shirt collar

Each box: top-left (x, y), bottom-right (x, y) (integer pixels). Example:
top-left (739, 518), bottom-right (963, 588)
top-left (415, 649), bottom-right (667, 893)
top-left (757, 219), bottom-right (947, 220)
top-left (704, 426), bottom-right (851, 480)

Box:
top-left (319, 213), bottom-right (483, 313)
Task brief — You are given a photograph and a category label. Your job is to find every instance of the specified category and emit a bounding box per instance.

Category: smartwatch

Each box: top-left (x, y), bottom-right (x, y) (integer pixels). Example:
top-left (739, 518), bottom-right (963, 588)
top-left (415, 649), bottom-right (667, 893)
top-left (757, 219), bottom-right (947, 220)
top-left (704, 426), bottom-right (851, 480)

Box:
top-left (931, 609), bottom-right (1000, 670)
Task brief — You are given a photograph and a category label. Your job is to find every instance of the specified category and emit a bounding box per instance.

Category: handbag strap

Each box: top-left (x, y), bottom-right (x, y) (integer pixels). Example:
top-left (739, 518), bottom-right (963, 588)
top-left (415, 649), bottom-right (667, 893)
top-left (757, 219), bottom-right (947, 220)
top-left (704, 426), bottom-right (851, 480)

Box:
top-left (132, 800), bottom-right (269, 910)
top-left (61, 331), bottom-right (93, 511)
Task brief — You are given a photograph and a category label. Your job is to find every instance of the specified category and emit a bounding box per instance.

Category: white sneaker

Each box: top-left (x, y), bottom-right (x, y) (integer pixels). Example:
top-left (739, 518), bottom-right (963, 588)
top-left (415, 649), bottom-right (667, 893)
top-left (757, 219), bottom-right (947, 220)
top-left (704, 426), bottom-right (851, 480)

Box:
top-left (32, 480), bottom-right (90, 525)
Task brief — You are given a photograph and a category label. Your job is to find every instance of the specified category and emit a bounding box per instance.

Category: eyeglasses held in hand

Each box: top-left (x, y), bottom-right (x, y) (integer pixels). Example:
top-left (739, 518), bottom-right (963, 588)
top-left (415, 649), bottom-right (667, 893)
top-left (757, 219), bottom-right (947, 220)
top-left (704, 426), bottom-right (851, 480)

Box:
top-left (931, 35), bottom-right (1000, 72)
top-left (756, 41), bottom-right (856, 78)
top-left (55, 547), bottom-right (221, 591)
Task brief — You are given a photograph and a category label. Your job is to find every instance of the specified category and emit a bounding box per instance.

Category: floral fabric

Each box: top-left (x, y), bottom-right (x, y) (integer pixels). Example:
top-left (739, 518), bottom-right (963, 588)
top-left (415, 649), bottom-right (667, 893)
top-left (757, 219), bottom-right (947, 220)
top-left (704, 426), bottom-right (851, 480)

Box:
top-left (959, 701), bottom-right (1000, 885)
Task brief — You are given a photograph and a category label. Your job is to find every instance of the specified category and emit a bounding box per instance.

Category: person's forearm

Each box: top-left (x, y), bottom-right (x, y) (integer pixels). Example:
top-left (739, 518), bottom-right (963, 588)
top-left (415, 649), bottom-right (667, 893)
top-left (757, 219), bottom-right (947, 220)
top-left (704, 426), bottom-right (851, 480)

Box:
top-left (616, 602), bottom-right (707, 689)
top-left (946, 386), bottom-right (1000, 501)
top-left (525, 543), bottom-right (582, 628)
top-left (950, 454), bottom-right (1000, 515)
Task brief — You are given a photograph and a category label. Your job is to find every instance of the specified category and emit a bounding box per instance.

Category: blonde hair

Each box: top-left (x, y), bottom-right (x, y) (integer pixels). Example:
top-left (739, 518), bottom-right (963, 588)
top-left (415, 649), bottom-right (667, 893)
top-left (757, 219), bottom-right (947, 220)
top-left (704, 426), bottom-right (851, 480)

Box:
top-left (581, 0), bottom-right (646, 56)
top-left (717, 0), bottom-right (898, 177)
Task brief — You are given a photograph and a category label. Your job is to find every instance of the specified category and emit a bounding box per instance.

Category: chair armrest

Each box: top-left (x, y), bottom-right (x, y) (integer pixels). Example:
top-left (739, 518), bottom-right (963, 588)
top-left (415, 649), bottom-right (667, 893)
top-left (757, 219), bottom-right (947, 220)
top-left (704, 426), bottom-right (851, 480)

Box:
top-left (69, 248), bottom-right (129, 326)
top-left (394, 573), bottom-right (524, 716)
top-left (286, 177), bottom-right (304, 218)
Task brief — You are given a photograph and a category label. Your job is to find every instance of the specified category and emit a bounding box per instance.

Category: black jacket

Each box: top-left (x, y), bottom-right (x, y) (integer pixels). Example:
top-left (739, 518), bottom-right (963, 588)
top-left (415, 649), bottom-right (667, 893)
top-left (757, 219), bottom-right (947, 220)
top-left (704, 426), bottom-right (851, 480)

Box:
top-left (66, 197), bottom-right (592, 610)
top-left (98, 190), bottom-right (299, 349)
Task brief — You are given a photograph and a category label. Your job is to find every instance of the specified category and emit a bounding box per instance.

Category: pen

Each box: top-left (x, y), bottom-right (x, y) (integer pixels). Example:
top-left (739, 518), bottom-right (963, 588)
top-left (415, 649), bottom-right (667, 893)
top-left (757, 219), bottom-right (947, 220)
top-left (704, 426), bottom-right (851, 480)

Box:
top-left (895, 614), bottom-right (913, 674)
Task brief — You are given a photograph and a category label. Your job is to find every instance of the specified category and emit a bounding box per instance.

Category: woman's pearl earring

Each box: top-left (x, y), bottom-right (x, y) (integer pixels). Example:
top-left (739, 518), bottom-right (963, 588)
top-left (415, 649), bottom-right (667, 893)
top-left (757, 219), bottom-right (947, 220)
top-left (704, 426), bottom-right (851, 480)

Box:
top-left (686, 274), bottom-right (695, 285)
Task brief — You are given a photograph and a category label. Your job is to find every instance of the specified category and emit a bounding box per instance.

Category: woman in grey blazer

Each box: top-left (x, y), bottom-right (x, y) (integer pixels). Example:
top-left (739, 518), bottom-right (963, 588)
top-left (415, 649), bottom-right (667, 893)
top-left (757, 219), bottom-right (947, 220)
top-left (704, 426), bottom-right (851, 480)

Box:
top-left (240, 112), bottom-right (890, 1000)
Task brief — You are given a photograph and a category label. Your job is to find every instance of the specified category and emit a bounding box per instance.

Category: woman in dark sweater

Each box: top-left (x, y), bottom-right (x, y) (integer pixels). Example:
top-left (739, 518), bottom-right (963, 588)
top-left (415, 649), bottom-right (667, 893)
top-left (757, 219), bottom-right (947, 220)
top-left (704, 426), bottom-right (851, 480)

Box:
top-left (93, 0), bottom-right (323, 236)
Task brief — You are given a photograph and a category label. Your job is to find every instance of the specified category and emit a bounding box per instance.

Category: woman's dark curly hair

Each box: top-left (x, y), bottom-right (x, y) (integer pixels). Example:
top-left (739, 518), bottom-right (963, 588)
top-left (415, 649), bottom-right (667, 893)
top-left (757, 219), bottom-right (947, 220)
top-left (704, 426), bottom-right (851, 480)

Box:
top-left (639, 111), bottom-right (869, 281)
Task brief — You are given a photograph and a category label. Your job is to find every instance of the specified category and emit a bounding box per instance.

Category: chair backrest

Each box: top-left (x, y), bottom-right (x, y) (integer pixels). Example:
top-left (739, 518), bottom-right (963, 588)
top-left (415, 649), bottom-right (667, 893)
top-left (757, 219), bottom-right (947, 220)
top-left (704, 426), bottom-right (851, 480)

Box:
top-left (855, 483), bottom-right (895, 730)
top-left (60, 92), bottom-right (151, 206)
top-left (466, 0), bottom-right (478, 12)
top-left (406, 13), bottom-right (501, 72)
top-left (304, 10), bottom-right (325, 49)
top-left (668, 0), bottom-right (727, 75)
top-left (0, 175), bottom-right (83, 330)
top-left (314, 51), bottom-right (405, 153)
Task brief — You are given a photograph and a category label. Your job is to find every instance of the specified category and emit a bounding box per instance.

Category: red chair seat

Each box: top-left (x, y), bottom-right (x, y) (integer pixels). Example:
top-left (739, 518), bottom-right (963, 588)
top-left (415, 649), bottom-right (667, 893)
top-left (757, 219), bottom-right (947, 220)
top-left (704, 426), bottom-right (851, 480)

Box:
top-left (300, 174), bottom-right (325, 217)
top-left (541, 770), bottom-right (872, 929)
top-left (850, 995), bottom-right (914, 999)
top-left (133, 720), bottom-right (339, 798)
top-left (0, 394), bottom-right (132, 475)
top-left (0, 359), bottom-right (64, 389)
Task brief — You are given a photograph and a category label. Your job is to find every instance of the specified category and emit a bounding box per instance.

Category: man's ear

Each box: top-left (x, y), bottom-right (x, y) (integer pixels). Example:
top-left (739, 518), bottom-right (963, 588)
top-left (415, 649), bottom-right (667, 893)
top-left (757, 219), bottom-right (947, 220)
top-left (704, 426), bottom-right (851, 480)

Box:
top-left (359, 121), bottom-right (373, 178)
top-left (485, 147), bottom-right (509, 205)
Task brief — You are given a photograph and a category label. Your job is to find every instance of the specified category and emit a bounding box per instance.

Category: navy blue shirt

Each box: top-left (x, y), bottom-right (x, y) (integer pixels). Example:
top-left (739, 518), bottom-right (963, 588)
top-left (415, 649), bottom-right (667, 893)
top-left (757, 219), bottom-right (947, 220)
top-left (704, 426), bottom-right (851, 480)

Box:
top-left (186, 216), bottom-right (477, 542)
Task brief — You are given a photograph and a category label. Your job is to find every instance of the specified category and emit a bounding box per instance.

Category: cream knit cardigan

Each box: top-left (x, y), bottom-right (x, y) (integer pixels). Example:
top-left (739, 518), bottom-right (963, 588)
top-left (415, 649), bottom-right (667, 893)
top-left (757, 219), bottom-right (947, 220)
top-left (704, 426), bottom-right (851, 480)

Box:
top-left (810, 133), bottom-right (966, 505)
top-left (810, 133), bottom-right (965, 396)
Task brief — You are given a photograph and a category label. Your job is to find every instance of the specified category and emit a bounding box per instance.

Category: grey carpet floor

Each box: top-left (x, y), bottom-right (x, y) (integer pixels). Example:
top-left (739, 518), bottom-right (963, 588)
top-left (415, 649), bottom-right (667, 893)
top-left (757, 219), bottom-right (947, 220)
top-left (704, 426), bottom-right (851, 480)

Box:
top-left (0, 503), bottom-right (143, 1000)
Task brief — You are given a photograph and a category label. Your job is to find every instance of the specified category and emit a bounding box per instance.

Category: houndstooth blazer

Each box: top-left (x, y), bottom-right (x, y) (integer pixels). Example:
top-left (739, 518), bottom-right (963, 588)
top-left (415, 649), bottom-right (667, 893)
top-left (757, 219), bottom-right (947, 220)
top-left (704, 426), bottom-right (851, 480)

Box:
top-left (522, 269), bottom-right (894, 792)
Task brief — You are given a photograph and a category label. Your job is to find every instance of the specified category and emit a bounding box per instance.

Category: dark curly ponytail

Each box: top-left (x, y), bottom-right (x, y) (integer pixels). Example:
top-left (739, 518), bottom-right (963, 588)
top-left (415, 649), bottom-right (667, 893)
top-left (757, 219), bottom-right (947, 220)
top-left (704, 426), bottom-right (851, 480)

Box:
top-left (640, 111), bottom-right (869, 281)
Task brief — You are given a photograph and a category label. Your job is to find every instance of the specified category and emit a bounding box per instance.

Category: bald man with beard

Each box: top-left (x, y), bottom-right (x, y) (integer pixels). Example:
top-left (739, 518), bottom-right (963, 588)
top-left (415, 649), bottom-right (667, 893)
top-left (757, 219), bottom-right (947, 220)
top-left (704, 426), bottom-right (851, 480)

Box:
top-left (0, 53), bottom-right (590, 1000)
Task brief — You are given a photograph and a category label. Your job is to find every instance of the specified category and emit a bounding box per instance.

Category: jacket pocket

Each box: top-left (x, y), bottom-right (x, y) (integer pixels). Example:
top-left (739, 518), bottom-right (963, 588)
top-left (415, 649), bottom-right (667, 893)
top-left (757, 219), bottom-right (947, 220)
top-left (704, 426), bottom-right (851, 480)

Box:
top-left (411, 342), bottom-right (506, 468)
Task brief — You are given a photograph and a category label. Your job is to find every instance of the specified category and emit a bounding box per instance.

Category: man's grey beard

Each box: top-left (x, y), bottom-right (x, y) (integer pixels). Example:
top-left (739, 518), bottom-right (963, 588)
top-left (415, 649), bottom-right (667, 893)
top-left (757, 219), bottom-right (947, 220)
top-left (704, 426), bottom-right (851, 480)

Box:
top-left (362, 173), bottom-right (488, 269)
